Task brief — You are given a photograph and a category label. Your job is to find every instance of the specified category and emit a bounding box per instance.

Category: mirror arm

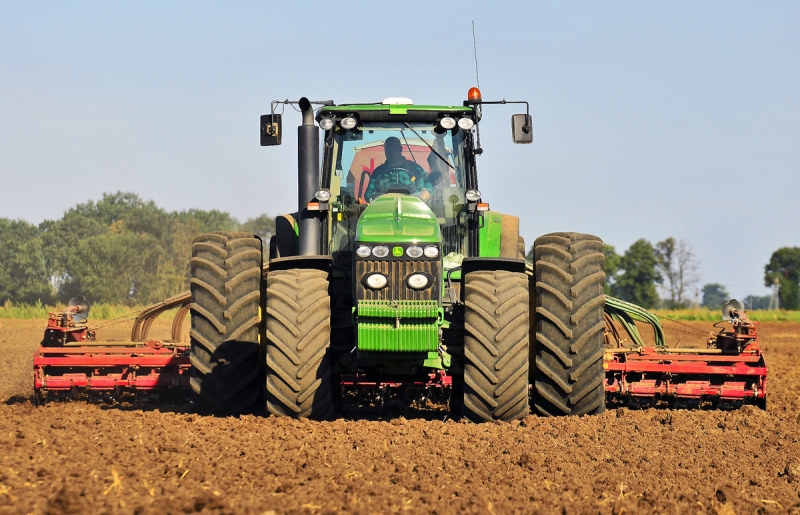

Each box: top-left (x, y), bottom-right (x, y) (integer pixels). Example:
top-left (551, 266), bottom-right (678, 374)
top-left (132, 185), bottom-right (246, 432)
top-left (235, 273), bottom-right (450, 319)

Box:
top-left (270, 99), bottom-right (335, 120)
top-left (475, 99), bottom-right (531, 133)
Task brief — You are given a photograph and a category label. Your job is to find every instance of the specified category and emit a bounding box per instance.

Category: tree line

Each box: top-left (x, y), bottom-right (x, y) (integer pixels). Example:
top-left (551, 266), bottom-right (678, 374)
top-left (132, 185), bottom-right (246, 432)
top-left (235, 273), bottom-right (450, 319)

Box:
top-left (1, 193), bottom-right (798, 310)
top-left (0, 192), bottom-right (274, 306)
top-left (531, 238), bottom-right (800, 310)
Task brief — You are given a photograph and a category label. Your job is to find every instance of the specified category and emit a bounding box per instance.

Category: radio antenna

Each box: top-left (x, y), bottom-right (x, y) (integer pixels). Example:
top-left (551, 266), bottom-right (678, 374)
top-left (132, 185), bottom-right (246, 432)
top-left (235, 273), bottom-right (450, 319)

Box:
top-left (472, 21), bottom-right (480, 89)
top-left (471, 21), bottom-right (484, 155)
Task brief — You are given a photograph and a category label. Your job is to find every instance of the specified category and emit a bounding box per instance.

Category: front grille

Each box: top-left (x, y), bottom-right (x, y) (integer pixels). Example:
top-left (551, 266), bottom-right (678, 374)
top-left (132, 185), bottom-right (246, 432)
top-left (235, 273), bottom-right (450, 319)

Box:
top-left (355, 259), bottom-right (441, 302)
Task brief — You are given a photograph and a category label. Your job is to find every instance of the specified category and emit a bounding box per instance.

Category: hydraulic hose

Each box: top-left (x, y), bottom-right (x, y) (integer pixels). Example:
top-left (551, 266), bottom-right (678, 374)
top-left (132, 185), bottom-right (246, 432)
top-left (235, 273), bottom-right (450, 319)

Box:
top-left (604, 296), bottom-right (666, 347)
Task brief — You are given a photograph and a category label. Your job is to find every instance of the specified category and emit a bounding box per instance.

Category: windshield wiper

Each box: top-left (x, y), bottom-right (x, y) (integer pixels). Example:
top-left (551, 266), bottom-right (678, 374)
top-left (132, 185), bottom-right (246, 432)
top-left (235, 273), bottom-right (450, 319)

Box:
top-left (402, 122), bottom-right (455, 171)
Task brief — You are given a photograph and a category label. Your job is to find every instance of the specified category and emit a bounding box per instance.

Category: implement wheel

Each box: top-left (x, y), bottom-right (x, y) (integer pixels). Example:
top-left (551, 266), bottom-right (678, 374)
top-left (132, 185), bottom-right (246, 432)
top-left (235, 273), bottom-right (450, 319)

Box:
top-left (532, 232), bottom-right (606, 416)
top-left (461, 270), bottom-right (530, 422)
top-left (265, 268), bottom-right (333, 420)
top-left (190, 232), bottom-right (263, 416)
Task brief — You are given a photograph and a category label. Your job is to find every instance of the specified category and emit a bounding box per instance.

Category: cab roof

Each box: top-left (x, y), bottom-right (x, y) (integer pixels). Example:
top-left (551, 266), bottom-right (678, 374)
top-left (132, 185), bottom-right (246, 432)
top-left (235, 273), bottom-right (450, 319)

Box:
top-left (317, 103), bottom-right (475, 123)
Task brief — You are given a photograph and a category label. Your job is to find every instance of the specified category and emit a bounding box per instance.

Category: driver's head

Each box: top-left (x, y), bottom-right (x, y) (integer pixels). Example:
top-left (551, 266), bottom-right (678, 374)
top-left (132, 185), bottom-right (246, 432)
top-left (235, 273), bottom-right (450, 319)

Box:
top-left (383, 137), bottom-right (402, 160)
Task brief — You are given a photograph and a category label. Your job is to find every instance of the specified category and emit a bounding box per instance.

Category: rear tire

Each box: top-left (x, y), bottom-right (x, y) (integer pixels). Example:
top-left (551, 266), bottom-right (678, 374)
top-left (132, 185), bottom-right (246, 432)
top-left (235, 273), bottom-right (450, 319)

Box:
top-left (461, 270), bottom-right (530, 422)
top-left (532, 232), bottom-right (606, 416)
top-left (190, 232), bottom-right (262, 416)
top-left (265, 269), bottom-right (333, 420)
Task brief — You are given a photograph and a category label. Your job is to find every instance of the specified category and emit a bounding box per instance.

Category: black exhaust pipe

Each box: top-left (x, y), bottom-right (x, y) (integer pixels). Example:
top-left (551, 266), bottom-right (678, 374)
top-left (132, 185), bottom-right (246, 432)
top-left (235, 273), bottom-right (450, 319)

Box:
top-left (297, 97), bottom-right (320, 256)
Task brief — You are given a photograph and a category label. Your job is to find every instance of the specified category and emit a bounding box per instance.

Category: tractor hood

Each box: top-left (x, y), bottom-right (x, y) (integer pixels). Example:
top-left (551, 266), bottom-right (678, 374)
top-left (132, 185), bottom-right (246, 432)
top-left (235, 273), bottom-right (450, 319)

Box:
top-left (356, 194), bottom-right (441, 244)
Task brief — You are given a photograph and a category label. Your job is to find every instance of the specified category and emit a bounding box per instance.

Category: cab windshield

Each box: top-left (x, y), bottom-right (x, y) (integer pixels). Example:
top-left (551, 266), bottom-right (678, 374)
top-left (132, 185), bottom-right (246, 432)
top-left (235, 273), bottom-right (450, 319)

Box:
top-left (326, 121), bottom-right (470, 266)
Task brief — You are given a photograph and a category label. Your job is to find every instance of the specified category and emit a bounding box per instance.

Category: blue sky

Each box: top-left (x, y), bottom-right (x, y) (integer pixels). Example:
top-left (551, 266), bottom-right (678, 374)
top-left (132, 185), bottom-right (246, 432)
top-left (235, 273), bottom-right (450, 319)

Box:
top-left (1, 1), bottom-right (798, 300)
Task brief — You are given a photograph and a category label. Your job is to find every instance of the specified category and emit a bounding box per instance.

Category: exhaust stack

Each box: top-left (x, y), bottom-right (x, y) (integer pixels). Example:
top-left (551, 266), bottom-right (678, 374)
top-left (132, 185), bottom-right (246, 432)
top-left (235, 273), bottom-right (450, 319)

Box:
top-left (297, 97), bottom-right (320, 255)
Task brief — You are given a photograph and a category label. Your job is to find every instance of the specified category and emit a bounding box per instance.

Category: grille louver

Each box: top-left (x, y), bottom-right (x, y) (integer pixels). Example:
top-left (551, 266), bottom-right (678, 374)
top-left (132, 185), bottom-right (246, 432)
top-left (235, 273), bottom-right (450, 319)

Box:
top-left (355, 259), bottom-right (441, 302)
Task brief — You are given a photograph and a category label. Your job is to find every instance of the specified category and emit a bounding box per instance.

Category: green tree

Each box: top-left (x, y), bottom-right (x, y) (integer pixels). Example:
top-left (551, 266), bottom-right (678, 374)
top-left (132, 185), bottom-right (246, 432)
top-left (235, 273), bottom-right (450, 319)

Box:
top-left (613, 239), bottom-right (662, 308)
top-left (0, 218), bottom-right (54, 304)
top-left (764, 247), bottom-right (800, 310)
top-left (701, 283), bottom-right (729, 309)
top-left (743, 294), bottom-right (771, 310)
top-left (64, 231), bottom-right (154, 304)
top-left (67, 192), bottom-right (155, 224)
top-left (655, 237), bottom-right (701, 309)
top-left (41, 192), bottom-right (196, 303)
top-left (16, 192), bottom-right (276, 305)
top-left (180, 209), bottom-right (239, 233)
top-left (603, 244), bottom-right (620, 295)
top-left (39, 213), bottom-right (106, 298)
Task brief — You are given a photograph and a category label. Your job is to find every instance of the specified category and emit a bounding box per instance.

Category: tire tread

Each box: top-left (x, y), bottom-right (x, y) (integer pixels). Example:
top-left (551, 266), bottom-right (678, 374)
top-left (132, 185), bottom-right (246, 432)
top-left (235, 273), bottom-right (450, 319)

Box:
top-left (190, 232), bottom-right (262, 416)
top-left (461, 270), bottom-right (530, 422)
top-left (532, 232), bottom-right (606, 417)
top-left (265, 269), bottom-right (333, 420)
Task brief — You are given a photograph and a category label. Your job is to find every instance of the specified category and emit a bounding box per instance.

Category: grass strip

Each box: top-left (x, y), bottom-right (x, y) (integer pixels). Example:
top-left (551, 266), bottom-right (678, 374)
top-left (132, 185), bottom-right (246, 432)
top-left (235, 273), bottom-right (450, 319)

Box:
top-left (0, 301), bottom-right (144, 320)
top-left (653, 308), bottom-right (800, 322)
top-left (3, 301), bottom-right (799, 323)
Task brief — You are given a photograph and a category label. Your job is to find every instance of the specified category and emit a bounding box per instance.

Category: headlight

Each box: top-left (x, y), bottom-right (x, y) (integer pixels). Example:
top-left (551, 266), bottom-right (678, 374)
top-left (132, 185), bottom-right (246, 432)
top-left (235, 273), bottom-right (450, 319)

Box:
top-left (439, 116), bottom-right (456, 130)
top-left (407, 273), bottom-right (431, 290)
top-left (365, 273), bottom-right (388, 289)
top-left (340, 116), bottom-right (358, 130)
top-left (372, 245), bottom-right (390, 258)
top-left (356, 245), bottom-right (372, 258)
top-left (423, 246), bottom-right (439, 258)
top-left (465, 189), bottom-right (481, 202)
top-left (314, 189), bottom-right (331, 202)
top-left (406, 246), bottom-right (423, 258)
top-left (457, 117), bottom-right (475, 130)
top-left (319, 117), bottom-right (334, 131)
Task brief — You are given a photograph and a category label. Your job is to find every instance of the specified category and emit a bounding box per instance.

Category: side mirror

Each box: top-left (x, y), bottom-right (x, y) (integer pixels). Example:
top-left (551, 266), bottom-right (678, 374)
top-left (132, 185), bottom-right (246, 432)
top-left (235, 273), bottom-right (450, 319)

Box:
top-left (260, 114), bottom-right (282, 146)
top-left (511, 114), bottom-right (533, 144)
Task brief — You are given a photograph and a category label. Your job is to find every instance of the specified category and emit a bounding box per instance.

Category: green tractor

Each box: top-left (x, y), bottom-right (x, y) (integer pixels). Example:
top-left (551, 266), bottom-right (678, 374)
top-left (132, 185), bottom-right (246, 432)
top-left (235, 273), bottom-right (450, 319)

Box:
top-left (188, 91), bottom-right (607, 421)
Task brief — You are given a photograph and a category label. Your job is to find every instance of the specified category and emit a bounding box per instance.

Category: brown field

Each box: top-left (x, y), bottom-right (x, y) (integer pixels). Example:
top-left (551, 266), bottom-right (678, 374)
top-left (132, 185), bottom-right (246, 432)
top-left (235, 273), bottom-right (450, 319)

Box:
top-left (0, 317), bottom-right (798, 514)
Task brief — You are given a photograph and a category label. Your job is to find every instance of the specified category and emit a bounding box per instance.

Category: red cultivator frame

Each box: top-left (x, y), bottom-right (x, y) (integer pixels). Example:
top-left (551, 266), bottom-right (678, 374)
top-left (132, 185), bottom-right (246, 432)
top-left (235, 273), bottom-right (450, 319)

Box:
top-left (33, 294), bottom-right (767, 411)
top-left (33, 294), bottom-right (192, 403)
top-left (603, 304), bottom-right (767, 409)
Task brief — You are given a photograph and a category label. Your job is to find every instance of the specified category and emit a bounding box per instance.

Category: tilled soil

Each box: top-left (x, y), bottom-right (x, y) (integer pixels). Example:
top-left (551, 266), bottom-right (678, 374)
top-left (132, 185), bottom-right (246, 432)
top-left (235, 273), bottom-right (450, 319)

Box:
top-left (0, 318), bottom-right (799, 514)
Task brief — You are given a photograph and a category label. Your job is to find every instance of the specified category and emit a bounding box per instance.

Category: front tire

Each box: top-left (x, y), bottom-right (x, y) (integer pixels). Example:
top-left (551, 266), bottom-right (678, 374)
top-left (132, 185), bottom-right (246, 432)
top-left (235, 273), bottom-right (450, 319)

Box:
top-left (461, 270), bottom-right (530, 422)
top-left (265, 268), bottom-right (333, 420)
top-left (532, 232), bottom-right (606, 416)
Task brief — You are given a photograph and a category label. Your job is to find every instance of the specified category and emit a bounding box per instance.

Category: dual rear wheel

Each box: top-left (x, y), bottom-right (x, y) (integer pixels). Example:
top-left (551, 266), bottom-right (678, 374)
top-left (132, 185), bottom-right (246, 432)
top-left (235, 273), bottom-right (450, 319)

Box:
top-left (456, 232), bottom-right (606, 421)
top-left (190, 232), bottom-right (334, 419)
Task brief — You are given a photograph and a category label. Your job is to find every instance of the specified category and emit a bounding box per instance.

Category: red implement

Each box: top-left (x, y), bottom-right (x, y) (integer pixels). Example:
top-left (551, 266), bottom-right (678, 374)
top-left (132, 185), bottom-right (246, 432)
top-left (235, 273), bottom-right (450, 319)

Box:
top-left (33, 294), bottom-right (192, 403)
top-left (604, 313), bottom-right (767, 409)
top-left (34, 344), bottom-right (190, 391)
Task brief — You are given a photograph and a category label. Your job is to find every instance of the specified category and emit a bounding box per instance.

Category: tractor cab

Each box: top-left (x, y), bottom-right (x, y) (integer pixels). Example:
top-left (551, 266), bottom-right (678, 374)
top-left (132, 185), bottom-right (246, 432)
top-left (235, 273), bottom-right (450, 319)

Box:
top-left (317, 103), bottom-right (477, 272)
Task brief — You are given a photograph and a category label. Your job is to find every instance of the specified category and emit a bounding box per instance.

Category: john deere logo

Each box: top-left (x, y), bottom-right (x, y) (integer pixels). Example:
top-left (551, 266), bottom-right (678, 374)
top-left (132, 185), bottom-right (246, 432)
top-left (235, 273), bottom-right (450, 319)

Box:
top-left (393, 246), bottom-right (403, 257)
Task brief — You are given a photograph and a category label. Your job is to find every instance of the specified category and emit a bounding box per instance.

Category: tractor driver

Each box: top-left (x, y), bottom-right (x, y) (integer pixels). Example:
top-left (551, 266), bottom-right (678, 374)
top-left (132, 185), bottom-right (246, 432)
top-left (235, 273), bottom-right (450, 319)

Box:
top-left (364, 137), bottom-right (431, 202)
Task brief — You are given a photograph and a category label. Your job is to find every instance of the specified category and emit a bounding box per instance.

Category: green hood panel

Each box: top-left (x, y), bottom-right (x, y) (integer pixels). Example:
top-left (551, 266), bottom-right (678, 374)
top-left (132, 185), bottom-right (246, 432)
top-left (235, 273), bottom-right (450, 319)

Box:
top-left (356, 194), bottom-right (441, 244)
